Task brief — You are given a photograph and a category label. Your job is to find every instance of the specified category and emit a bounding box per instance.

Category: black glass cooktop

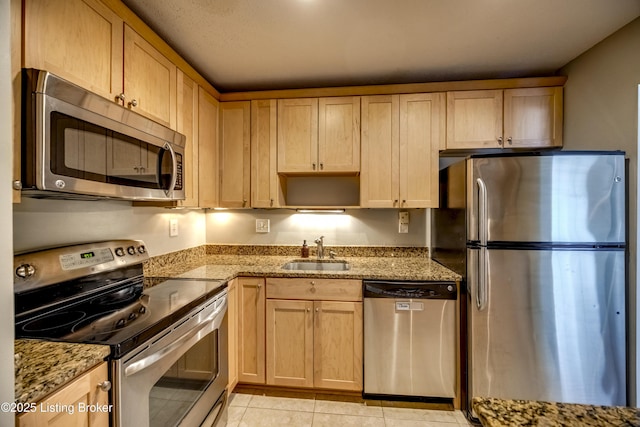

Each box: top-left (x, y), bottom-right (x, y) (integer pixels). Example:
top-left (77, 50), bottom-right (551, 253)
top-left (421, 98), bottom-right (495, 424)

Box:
top-left (15, 274), bottom-right (226, 359)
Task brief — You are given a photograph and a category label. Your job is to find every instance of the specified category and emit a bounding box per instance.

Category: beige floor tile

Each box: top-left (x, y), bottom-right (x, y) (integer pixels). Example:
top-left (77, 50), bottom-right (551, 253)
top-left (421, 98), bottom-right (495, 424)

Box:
top-left (226, 406), bottom-right (246, 427)
top-left (248, 394), bottom-right (316, 412)
top-left (383, 407), bottom-right (458, 423)
top-left (229, 392), bottom-right (253, 407)
top-left (314, 399), bottom-right (384, 417)
top-left (312, 412), bottom-right (386, 426)
top-left (239, 407), bottom-right (314, 427)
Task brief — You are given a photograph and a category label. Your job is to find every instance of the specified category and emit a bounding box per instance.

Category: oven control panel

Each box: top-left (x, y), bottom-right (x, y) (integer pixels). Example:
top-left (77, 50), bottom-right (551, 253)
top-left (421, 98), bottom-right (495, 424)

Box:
top-left (14, 240), bottom-right (149, 293)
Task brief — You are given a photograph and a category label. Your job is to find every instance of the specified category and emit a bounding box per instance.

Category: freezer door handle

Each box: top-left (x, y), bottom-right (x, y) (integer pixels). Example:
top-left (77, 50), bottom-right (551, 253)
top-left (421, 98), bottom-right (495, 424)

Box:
top-left (477, 178), bottom-right (488, 246)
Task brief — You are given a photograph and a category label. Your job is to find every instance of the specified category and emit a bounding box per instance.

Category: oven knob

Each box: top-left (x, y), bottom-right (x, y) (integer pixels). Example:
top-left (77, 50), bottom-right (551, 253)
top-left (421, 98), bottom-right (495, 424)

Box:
top-left (139, 306), bottom-right (146, 314)
top-left (16, 264), bottom-right (36, 278)
top-left (137, 245), bottom-right (146, 254)
top-left (116, 318), bottom-right (126, 328)
top-left (128, 312), bottom-right (137, 320)
top-left (127, 246), bottom-right (136, 255)
top-left (115, 247), bottom-right (125, 257)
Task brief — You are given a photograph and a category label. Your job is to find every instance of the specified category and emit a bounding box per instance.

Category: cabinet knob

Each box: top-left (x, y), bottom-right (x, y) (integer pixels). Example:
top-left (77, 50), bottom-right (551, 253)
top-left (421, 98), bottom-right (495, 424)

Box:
top-left (243, 199), bottom-right (247, 207)
top-left (257, 283), bottom-right (262, 289)
top-left (128, 99), bottom-right (138, 108)
top-left (306, 308), bottom-right (311, 312)
top-left (320, 163), bottom-right (324, 170)
top-left (315, 308), bottom-right (319, 312)
top-left (116, 93), bottom-right (126, 102)
top-left (310, 281), bottom-right (315, 286)
top-left (12, 180), bottom-right (22, 190)
top-left (507, 137), bottom-right (513, 145)
top-left (98, 380), bottom-right (112, 392)
top-left (270, 198), bottom-right (274, 207)
top-left (312, 163), bottom-right (316, 170)
top-left (497, 136), bottom-right (503, 145)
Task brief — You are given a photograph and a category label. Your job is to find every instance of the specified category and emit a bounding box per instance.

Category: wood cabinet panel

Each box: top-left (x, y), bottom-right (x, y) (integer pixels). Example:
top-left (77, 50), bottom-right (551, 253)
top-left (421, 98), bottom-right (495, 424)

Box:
top-left (399, 93), bottom-right (444, 208)
top-left (219, 101), bottom-right (251, 208)
top-left (24, 0), bottom-right (124, 102)
top-left (17, 363), bottom-right (109, 427)
top-left (314, 301), bottom-right (363, 391)
top-left (266, 299), bottom-right (314, 388)
top-left (504, 87), bottom-right (563, 148)
top-left (251, 100), bottom-right (282, 208)
top-left (446, 90), bottom-right (503, 149)
top-left (124, 24), bottom-right (177, 129)
top-left (227, 278), bottom-right (238, 392)
top-left (198, 87), bottom-right (220, 208)
top-left (238, 277), bottom-right (266, 384)
top-left (318, 97), bottom-right (360, 173)
top-left (360, 95), bottom-right (399, 207)
top-left (176, 70), bottom-right (199, 207)
top-left (266, 278), bottom-right (362, 301)
top-left (277, 98), bottom-right (318, 173)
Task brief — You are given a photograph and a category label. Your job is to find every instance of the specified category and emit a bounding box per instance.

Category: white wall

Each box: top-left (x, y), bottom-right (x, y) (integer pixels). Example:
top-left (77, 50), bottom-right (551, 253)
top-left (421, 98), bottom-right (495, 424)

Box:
top-left (0, 0), bottom-right (15, 423)
top-left (13, 199), bottom-right (206, 256)
top-left (206, 209), bottom-right (429, 247)
top-left (560, 17), bottom-right (640, 405)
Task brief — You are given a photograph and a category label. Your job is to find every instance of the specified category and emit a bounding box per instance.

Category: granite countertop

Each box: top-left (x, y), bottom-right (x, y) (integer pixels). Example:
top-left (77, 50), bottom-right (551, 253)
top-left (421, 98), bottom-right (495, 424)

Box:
top-left (472, 397), bottom-right (640, 427)
top-left (15, 339), bottom-right (110, 405)
top-left (146, 253), bottom-right (462, 283)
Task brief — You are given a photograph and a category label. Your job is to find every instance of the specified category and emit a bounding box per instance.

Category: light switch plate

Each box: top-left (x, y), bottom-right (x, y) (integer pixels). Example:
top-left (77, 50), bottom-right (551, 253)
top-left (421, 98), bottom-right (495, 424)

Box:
top-left (256, 219), bottom-right (270, 233)
top-left (169, 218), bottom-right (179, 237)
top-left (398, 211), bottom-right (409, 233)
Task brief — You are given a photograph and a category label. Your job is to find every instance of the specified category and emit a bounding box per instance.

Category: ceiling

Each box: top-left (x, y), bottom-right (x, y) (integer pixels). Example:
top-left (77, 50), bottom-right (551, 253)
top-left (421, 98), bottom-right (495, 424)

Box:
top-left (122, 0), bottom-right (640, 93)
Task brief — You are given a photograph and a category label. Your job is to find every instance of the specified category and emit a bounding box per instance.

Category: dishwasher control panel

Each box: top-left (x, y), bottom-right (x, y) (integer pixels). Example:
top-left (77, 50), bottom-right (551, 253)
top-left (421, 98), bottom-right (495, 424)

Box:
top-left (363, 280), bottom-right (457, 300)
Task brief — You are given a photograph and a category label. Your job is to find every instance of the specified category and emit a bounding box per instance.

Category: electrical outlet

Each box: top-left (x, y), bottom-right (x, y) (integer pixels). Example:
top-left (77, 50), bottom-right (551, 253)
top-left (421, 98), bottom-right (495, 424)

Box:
top-left (256, 219), bottom-right (270, 233)
top-left (169, 218), bottom-right (179, 237)
top-left (399, 211), bottom-right (409, 233)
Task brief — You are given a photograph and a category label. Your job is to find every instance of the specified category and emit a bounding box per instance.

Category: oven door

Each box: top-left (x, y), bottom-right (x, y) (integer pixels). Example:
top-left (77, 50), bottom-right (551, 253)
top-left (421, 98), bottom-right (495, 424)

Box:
top-left (113, 294), bottom-right (228, 427)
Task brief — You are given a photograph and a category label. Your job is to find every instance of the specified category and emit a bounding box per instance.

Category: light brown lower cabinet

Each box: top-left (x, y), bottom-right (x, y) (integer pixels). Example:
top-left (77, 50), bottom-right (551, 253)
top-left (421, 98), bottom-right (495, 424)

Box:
top-left (227, 278), bottom-right (238, 392)
top-left (265, 278), bottom-right (363, 391)
top-left (237, 277), bottom-right (266, 384)
top-left (17, 362), bottom-right (110, 427)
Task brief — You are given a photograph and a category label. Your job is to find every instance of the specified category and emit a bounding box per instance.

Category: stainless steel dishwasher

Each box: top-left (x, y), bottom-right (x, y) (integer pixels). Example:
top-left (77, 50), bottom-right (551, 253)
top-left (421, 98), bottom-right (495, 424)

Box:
top-left (363, 280), bottom-right (457, 399)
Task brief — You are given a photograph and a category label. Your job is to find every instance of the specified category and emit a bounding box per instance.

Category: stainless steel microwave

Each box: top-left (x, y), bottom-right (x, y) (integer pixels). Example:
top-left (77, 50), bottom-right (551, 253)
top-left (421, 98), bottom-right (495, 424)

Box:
top-left (20, 69), bottom-right (185, 201)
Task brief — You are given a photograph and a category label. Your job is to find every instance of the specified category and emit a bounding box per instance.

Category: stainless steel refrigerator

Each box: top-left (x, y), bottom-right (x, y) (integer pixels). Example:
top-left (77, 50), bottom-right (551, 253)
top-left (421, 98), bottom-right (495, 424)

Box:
top-left (432, 151), bottom-right (627, 420)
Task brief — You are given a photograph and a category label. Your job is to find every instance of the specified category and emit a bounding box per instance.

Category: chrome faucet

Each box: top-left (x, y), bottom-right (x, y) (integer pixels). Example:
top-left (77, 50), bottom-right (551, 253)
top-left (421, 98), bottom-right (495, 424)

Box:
top-left (314, 236), bottom-right (325, 259)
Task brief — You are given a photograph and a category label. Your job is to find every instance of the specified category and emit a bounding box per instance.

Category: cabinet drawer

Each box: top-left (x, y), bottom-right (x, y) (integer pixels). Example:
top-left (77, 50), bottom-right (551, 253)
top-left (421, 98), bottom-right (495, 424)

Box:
top-left (266, 278), bottom-right (362, 301)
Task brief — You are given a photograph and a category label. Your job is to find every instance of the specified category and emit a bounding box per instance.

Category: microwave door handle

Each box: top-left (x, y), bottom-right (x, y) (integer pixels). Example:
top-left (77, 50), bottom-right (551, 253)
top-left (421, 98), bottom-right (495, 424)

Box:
top-left (163, 142), bottom-right (178, 196)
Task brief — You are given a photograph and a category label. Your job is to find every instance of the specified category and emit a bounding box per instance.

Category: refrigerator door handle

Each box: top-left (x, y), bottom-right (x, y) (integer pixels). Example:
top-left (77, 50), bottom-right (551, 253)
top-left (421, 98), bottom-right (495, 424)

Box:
top-left (477, 178), bottom-right (488, 246)
top-left (478, 247), bottom-right (488, 311)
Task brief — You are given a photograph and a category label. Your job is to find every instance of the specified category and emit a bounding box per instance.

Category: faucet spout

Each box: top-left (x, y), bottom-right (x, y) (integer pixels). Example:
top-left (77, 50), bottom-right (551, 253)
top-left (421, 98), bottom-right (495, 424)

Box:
top-left (314, 236), bottom-right (325, 259)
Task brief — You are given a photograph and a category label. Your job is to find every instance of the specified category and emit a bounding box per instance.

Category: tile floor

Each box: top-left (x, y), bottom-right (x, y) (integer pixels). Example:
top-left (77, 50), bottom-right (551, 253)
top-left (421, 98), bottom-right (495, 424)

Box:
top-left (227, 388), bottom-right (476, 427)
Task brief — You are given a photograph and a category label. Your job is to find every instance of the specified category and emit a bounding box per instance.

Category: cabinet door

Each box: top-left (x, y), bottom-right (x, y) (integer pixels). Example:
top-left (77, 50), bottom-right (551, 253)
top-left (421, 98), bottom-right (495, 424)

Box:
top-left (399, 93), bottom-right (445, 208)
top-left (17, 362), bottom-right (109, 427)
top-left (277, 98), bottom-right (318, 173)
top-left (219, 102), bottom-right (251, 208)
top-left (446, 90), bottom-right (503, 149)
top-left (314, 301), bottom-right (363, 391)
top-left (318, 97), bottom-right (360, 173)
top-left (176, 70), bottom-right (199, 207)
top-left (198, 87), bottom-right (220, 208)
top-left (251, 100), bottom-right (281, 208)
top-left (123, 25), bottom-right (177, 129)
top-left (238, 277), bottom-right (266, 384)
top-left (266, 299), bottom-right (314, 388)
top-left (360, 95), bottom-right (399, 208)
top-left (504, 87), bottom-right (563, 148)
top-left (227, 278), bottom-right (238, 393)
top-left (24, 0), bottom-right (123, 102)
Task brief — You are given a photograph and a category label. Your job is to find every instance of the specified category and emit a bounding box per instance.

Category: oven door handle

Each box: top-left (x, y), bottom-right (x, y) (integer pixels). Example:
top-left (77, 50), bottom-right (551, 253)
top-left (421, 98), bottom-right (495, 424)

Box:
top-left (124, 301), bottom-right (226, 377)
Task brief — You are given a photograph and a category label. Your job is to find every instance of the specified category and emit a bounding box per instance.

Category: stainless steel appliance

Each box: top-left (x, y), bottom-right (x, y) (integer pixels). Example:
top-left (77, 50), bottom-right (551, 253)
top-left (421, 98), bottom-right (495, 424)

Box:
top-left (14, 240), bottom-right (228, 427)
top-left (20, 69), bottom-right (185, 201)
top-left (432, 151), bottom-right (627, 420)
top-left (363, 280), bottom-right (457, 399)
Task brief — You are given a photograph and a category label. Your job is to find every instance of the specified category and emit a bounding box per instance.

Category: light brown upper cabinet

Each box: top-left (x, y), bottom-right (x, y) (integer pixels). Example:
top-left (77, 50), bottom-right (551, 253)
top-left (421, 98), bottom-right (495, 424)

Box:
top-left (198, 87), bottom-right (220, 208)
top-left (176, 70), bottom-right (199, 207)
top-left (277, 97), bottom-right (360, 174)
top-left (24, 0), bottom-right (124, 102)
top-left (123, 25), bottom-right (177, 129)
top-left (219, 102), bottom-right (251, 208)
top-left (361, 93), bottom-right (445, 208)
top-left (251, 100), bottom-right (283, 208)
top-left (25, 3), bottom-right (177, 129)
top-left (446, 87), bottom-right (563, 150)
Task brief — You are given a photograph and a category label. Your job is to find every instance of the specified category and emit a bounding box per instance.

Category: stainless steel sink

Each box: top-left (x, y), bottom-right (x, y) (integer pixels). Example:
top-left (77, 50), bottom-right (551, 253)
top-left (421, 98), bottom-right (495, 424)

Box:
top-left (282, 260), bottom-right (350, 271)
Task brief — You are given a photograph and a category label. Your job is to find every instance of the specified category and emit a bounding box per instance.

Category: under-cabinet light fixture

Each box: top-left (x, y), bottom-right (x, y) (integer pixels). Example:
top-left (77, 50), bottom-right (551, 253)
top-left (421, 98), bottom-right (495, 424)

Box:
top-left (295, 209), bottom-right (346, 214)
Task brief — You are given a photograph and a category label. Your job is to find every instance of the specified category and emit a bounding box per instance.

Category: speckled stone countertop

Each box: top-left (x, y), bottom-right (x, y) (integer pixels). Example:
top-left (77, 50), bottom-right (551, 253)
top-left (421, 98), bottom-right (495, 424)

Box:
top-left (15, 339), bottom-right (110, 405)
top-left (147, 254), bottom-right (460, 282)
top-left (472, 397), bottom-right (640, 427)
